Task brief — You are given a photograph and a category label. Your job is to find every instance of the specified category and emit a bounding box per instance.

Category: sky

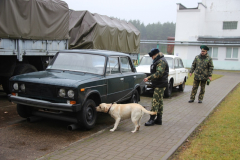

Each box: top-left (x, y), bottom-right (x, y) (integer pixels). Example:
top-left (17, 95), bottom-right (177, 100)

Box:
top-left (63, 0), bottom-right (201, 25)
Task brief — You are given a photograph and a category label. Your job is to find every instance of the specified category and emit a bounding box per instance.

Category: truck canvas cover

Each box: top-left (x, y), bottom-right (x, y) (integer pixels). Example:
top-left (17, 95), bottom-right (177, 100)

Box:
top-left (69, 10), bottom-right (140, 53)
top-left (0, 0), bottom-right (69, 40)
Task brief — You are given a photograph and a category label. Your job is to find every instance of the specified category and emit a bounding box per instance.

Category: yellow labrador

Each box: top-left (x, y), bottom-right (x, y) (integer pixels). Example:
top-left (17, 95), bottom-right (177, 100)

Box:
top-left (96, 103), bottom-right (157, 133)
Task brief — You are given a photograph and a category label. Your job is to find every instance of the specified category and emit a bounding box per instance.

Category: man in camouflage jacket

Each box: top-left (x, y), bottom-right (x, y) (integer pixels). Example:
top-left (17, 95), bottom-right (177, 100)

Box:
top-left (143, 48), bottom-right (169, 126)
top-left (189, 45), bottom-right (214, 103)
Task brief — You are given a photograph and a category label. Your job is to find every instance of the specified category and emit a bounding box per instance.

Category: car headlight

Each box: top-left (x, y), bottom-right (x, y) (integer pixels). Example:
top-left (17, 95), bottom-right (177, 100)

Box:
top-left (67, 90), bottom-right (74, 98)
top-left (13, 83), bottom-right (18, 90)
top-left (20, 84), bottom-right (25, 92)
top-left (59, 89), bottom-right (66, 97)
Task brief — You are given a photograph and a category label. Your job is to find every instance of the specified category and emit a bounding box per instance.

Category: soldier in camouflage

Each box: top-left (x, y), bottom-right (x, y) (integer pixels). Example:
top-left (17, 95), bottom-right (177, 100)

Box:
top-left (189, 45), bottom-right (214, 103)
top-left (143, 48), bottom-right (169, 126)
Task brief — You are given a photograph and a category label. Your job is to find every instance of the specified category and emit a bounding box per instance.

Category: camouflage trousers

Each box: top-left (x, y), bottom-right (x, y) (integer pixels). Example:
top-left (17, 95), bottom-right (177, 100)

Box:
top-left (151, 87), bottom-right (166, 115)
top-left (190, 79), bottom-right (206, 101)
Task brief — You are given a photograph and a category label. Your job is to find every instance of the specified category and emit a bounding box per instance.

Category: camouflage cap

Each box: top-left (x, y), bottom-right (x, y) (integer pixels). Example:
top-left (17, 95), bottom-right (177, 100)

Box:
top-left (200, 45), bottom-right (209, 51)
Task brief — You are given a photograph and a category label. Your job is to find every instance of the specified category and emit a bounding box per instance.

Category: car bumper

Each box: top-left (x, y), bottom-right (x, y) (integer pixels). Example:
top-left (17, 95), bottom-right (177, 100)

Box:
top-left (8, 95), bottom-right (82, 112)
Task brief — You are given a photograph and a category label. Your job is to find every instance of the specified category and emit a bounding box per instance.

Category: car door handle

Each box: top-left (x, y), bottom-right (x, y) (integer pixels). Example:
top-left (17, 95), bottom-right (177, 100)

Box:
top-left (133, 76), bottom-right (136, 79)
top-left (120, 78), bottom-right (124, 81)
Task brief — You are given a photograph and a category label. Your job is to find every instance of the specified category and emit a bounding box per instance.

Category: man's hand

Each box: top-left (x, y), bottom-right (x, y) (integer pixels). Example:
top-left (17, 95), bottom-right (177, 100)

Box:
top-left (143, 78), bottom-right (148, 82)
top-left (189, 73), bottom-right (192, 77)
top-left (209, 77), bottom-right (212, 81)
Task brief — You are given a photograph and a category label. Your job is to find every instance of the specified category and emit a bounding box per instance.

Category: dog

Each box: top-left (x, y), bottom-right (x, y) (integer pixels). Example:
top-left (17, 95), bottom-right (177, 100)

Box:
top-left (96, 103), bottom-right (157, 133)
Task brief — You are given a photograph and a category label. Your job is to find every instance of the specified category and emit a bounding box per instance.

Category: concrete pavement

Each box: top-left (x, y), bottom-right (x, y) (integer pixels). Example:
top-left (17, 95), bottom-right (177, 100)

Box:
top-left (38, 71), bottom-right (240, 160)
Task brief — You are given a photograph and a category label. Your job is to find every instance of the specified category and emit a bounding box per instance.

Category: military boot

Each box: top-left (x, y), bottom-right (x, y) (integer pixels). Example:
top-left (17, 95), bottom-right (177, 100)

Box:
top-left (154, 114), bottom-right (162, 125)
top-left (145, 115), bottom-right (156, 126)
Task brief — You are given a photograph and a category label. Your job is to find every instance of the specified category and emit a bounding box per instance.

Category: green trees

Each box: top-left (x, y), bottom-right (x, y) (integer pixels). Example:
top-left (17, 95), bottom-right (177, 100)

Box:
top-left (129, 20), bottom-right (176, 53)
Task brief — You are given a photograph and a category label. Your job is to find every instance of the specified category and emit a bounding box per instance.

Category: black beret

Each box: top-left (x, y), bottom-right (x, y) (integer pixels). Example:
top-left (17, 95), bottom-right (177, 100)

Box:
top-left (148, 48), bottom-right (160, 57)
top-left (200, 45), bottom-right (209, 51)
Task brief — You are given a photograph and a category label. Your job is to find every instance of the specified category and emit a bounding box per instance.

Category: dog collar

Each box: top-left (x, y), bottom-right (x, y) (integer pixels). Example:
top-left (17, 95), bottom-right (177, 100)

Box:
top-left (107, 103), bottom-right (113, 114)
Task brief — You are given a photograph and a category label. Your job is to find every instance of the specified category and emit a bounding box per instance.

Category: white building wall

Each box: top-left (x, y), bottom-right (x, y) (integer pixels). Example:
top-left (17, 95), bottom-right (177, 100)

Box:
top-left (174, 0), bottom-right (240, 70)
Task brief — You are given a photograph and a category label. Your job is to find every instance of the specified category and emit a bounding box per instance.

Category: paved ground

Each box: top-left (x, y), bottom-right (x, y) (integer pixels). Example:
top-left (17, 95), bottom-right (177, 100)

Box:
top-left (38, 71), bottom-right (240, 160)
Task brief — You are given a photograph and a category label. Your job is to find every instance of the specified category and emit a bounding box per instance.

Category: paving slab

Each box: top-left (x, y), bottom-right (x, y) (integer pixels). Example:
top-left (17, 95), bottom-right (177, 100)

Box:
top-left (38, 71), bottom-right (240, 160)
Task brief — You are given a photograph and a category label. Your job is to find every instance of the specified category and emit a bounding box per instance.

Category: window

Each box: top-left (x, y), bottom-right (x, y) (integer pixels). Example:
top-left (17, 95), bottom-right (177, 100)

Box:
top-left (226, 48), bottom-right (238, 59)
top-left (106, 57), bottom-right (120, 74)
top-left (174, 58), bottom-right (179, 68)
top-left (174, 58), bottom-right (184, 68)
top-left (208, 47), bottom-right (218, 58)
top-left (179, 59), bottom-right (184, 68)
top-left (120, 57), bottom-right (132, 73)
top-left (223, 21), bottom-right (238, 30)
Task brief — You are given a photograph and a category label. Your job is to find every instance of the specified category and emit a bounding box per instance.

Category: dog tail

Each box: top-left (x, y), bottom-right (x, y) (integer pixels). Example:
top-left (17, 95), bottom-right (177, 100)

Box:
top-left (141, 107), bottom-right (157, 115)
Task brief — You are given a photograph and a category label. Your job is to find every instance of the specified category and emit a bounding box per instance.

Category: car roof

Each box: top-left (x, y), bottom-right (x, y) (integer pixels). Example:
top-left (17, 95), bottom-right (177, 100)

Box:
top-left (143, 54), bottom-right (179, 58)
top-left (59, 49), bottom-right (130, 57)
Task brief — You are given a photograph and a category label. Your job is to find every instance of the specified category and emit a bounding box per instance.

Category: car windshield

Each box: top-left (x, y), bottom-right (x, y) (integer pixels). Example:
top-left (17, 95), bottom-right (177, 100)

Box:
top-left (47, 53), bottom-right (106, 75)
top-left (139, 56), bottom-right (173, 69)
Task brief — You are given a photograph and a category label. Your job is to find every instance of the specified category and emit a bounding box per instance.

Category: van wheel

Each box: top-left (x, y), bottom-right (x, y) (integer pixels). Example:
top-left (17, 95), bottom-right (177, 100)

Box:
top-left (179, 81), bottom-right (185, 91)
top-left (129, 89), bottom-right (139, 103)
top-left (77, 99), bottom-right (97, 130)
top-left (2, 77), bottom-right (11, 94)
top-left (14, 64), bottom-right (37, 75)
top-left (164, 82), bottom-right (173, 98)
top-left (17, 104), bottom-right (32, 118)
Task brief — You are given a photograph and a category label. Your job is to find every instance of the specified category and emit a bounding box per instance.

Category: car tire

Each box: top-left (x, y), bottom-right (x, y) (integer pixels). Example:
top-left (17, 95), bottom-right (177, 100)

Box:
top-left (1, 77), bottom-right (11, 94)
top-left (164, 82), bottom-right (173, 98)
top-left (77, 99), bottom-right (97, 130)
top-left (129, 89), bottom-right (139, 103)
top-left (17, 104), bottom-right (32, 118)
top-left (179, 80), bottom-right (185, 92)
top-left (14, 63), bottom-right (38, 75)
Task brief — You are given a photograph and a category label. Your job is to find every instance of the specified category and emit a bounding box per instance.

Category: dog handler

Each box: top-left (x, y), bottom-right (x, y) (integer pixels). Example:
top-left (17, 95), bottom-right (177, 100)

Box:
top-left (143, 48), bottom-right (169, 126)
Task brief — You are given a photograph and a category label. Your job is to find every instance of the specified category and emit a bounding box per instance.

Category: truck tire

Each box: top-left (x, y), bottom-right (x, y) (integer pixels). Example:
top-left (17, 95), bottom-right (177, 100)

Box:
top-left (14, 64), bottom-right (37, 76)
top-left (179, 81), bottom-right (185, 92)
top-left (77, 99), bottom-right (97, 130)
top-left (17, 104), bottom-right (32, 118)
top-left (2, 64), bottom-right (37, 94)
top-left (129, 89), bottom-right (139, 103)
top-left (164, 82), bottom-right (173, 98)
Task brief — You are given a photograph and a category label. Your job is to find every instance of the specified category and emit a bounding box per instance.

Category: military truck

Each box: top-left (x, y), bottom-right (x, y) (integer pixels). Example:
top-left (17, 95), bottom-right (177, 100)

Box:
top-left (0, 0), bottom-right (140, 94)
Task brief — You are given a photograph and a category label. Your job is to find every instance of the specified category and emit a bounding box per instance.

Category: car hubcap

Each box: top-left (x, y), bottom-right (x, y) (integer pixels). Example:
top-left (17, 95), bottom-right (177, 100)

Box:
top-left (86, 107), bottom-right (93, 122)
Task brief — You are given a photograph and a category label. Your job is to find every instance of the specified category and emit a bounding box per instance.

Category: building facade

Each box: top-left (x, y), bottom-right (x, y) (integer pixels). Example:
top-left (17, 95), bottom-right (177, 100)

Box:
top-left (174, 0), bottom-right (240, 70)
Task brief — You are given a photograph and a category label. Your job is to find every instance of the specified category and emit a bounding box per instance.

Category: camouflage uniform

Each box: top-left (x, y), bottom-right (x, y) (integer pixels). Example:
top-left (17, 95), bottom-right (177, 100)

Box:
top-left (147, 60), bottom-right (167, 114)
top-left (189, 53), bottom-right (214, 101)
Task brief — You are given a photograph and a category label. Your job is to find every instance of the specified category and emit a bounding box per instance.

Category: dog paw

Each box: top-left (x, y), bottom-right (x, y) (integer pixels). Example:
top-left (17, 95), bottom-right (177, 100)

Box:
top-left (131, 131), bottom-right (136, 133)
top-left (110, 129), bottom-right (115, 132)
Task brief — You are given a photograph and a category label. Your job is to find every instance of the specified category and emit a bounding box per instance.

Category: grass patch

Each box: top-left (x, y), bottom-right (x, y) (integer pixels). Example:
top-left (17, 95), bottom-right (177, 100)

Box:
top-left (169, 83), bottom-right (240, 160)
top-left (186, 73), bottom-right (223, 86)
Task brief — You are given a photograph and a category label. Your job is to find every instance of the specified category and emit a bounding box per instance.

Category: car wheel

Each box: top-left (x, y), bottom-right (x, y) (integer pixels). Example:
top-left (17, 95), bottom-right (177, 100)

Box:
top-left (129, 89), bottom-right (139, 103)
top-left (77, 99), bottom-right (97, 130)
top-left (179, 81), bottom-right (185, 91)
top-left (17, 104), bottom-right (32, 118)
top-left (164, 82), bottom-right (173, 98)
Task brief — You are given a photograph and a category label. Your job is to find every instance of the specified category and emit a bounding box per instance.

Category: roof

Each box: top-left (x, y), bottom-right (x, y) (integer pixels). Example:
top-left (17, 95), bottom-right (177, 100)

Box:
top-left (59, 49), bottom-right (129, 57)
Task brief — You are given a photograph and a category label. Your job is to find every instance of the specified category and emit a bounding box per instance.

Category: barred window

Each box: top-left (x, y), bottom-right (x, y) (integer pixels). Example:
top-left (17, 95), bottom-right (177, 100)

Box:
top-left (223, 21), bottom-right (238, 30)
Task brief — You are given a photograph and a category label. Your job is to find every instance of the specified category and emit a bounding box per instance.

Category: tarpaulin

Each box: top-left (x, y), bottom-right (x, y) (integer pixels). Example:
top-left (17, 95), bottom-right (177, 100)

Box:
top-left (69, 10), bottom-right (140, 53)
top-left (0, 0), bottom-right (69, 40)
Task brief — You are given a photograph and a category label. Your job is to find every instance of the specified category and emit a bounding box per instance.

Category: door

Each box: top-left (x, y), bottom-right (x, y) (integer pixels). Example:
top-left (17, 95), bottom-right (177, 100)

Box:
top-left (174, 58), bottom-right (181, 85)
top-left (106, 56), bottom-right (124, 103)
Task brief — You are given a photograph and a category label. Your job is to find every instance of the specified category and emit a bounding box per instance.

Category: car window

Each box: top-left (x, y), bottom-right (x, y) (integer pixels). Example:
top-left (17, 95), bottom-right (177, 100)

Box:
top-left (48, 53), bottom-right (105, 75)
top-left (139, 56), bottom-right (152, 65)
top-left (165, 57), bottom-right (173, 69)
top-left (106, 57), bottom-right (120, 75)
top-left (120, 57), bottom-right (133, 73)
top-left (178, 59), bottom-right (184, 68)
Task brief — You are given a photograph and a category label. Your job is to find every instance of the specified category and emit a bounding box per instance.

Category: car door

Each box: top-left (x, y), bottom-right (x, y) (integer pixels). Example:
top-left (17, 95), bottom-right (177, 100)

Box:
top-left (119, 56), bottom-right (135, 100)
top-left (174, 58), bottom-right (181, 85)
top-left (105, 56), bottom-right (125, 103)
top-left (178, 58), bottom-right (185, 83)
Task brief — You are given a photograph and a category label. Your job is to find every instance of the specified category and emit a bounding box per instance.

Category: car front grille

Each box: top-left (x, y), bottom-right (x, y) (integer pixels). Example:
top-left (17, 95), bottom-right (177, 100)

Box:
top-left (25, 83), bottom-right (56, 98)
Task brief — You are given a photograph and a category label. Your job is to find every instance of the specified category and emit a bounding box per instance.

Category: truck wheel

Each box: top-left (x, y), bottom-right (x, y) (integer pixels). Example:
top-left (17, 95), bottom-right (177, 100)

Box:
top-left (17, 104), bottom-right (32, 118)
top-left (179, 81), bottom-right (185, 91)
top-left (164, 82), bottom-right (173, 98)
top-left (77, 99), bottom-right (97, 130)
top-left (129, 89), bottom-right (139, 103)
top-left (14, 64), bottom-right (37, 75)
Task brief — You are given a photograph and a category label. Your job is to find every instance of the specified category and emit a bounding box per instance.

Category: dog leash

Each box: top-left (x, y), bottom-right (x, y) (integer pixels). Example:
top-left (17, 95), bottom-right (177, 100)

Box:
top-left (114, 80), bottom-right (145, 104)
top-left (107, 103), bottom-right (113, 114)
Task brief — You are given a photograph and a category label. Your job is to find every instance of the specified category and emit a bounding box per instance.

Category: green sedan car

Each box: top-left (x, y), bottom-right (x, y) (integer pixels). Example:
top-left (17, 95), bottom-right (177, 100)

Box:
top-left (8, 50), bottom-right (146, 129)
